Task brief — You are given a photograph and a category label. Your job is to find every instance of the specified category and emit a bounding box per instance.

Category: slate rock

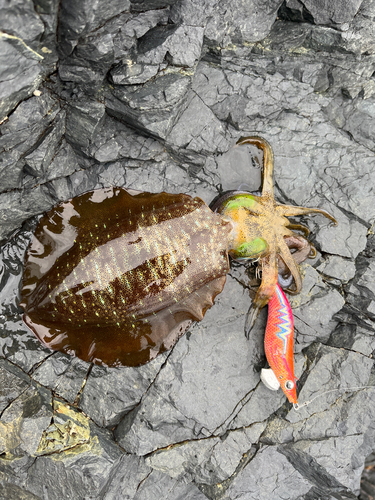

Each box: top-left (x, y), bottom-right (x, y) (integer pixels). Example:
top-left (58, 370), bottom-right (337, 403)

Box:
top-left (17, 399), bottom-right (122, 499)
top-left (106, 73), bottom-right (193, 139)
top-left (226, 445), bottom-right (312, 500)
top-left (0, 358), bottom-right (30, 413)
top-left (78, 354), bottom-right (167, 428)
top-left (299, 0), bottom-right (363, 27)
top-left (146, 422), bottom-right (266, 484)
top-left (205, 0), bottom-right (284, 46)
top-left (325, 95), bottom-right (375, 152)
top-left (115, 275), bottom-right (265, 455)
top-left (2, 0), bottom-right (375, 498)
top-left (0, 482), bottom-right (42, 500)
top-left (65, 100), bottom-right (106, 151)
top-left (0, 93), bottom-right (61, 192)
top-left (31, 353), bottom-right (91, 405)
top-left (110, 62), bottom-right (161, 85)
top-left (58, 0), bottom-right (131, 57)
top-left (138, 24), bottom-right (204, 68)
top-left (0, 382), bottom-right (52, 459)
top-left (317, 255), bottom-right (357, 283)
top-left (103, 465), bottom-right (208, 500)
top-left (0, 36), bottom-right (45, 122)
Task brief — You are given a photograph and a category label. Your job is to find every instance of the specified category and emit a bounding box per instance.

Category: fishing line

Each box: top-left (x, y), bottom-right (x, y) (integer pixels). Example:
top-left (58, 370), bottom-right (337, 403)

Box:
top-left (293, 385), bottom-right (375, 411)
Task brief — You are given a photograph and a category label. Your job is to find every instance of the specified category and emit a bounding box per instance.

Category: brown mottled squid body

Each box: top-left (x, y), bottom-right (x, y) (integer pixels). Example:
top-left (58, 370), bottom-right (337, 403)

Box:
top-left (20, 190), bottom-right (231, 366)
top-left (20, 137), bottom-right (336, 367)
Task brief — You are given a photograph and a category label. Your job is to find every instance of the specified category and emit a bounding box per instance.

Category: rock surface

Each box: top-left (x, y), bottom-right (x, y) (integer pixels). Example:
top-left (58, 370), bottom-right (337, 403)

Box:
top-left (1, 0), bottom-right (375, 499)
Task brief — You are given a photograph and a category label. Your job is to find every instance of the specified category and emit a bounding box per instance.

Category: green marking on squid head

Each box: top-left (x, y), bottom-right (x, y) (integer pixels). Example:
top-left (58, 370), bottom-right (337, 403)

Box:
top-left (217, 194), bottom-right (268, 260)
top-left (220, 194), bottom-right (262, 214)
top-left (230, 237), bottom-right (268, 260)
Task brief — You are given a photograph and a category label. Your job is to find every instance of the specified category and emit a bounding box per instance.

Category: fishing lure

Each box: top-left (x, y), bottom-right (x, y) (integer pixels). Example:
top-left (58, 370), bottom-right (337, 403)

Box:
top-left (261, 284), bottom-right (297, 404)
top-left (19, 137), bottom-right (336, 367)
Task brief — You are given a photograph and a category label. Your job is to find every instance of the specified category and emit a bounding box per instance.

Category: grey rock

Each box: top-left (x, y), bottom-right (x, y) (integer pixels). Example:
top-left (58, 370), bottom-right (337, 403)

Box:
top-left (0, 317), bottom-right (52, 373)
top-left (170, 0), bottom-right (217, 26)
top-left (88, 116), bottom-right (166, 163)
top-left (205, 0), bottom-right (283, 46)
top-left (0, 358), bottom-right (30, 412)
top-left (106, 73), bottom-right (192, 139)
top-left (2, 0), bottom-right (375, 498)
top-left (301, 0), bottom-right (363, 26)
top-left (31, 353), bottom-right (91, 405)
top-left (0, 36), bottom-right (45, 122)
top-left (0, 185), bottom-right (55, 241)
top-left (350, 260), bottom-right (375, 298)
top-left (0, 0), bottom-right (44, 44)
top-left (115, 275), bottom-right (264, 455)
top-left (99, 455), bottom-right (152, 500)
top-left (325, 95), bottom-right (375, 152)
top-left (130, 470), bottom-right (208, 500)
top-left (138, 24), bottom-right (204, 68)
top-left (65, 100), bottom-right (106, 150)
top-left (110, 62), bottom-right (161, 85)
top-left (102, 465), bottom-right (208, 500)
top-left (42, 139), bottom-right (80, 183)
top-left (0, 382), bottom-right (52, 458)
top-left (226, 445), bottom-right (312, 500)
top-left (0, 482), bottom-right (42, 500)
top-left (166, 92), bottom-right (230, 155)
top-left (24, 109), bottom-right (66, 178)
top-left (20, 399), bottom-right (122, 499)
top-left (79, 354), bottom-right (167, 428)
top-left (146, 422), bottom-right (266, 484)
top-left (0, 0), bottom-right (57, 122)
top-left (0, 93), bottom-right (61, 192)
top-left (317, 255), bottom-right (357, 282)
top-left (59, 32), bottom-right (115, 90)
top-left (58, 0), bottom-right (131, 56)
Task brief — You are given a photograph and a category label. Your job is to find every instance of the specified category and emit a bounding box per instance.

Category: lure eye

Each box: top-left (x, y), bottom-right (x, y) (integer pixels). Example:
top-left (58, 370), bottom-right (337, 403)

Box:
top-left (285, 380), bottom-right (295, 390)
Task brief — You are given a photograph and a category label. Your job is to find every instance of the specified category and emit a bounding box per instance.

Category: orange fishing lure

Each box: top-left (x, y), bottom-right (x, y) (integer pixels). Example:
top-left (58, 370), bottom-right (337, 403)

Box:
top-left (264, 284), bottom-right (297, 404)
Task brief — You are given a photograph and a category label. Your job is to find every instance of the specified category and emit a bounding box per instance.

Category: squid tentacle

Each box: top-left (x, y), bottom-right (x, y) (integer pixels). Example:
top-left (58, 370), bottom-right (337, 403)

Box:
top-left (245, 247), bottom-right (277, 338)
top-left (286, 223), bottom-right (310, 237)
top-left (276, 204), bottom-right (337, 224)
top-left (277, 236), bottom-right (303, 294)
top-left (236, 136), bottom-right (274, 197)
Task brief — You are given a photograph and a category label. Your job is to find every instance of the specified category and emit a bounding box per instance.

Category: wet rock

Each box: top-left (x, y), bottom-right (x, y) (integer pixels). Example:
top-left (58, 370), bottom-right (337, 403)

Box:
top-left (0, 93), bottom-right (62, 192)
top-left (102, 464), bottom-right (208, 500)
top-left (146, 422), bottom-right (266, 484)
top-left (226, 445), bottom-right (312, 500)
top-left (205, 0), bottom-right (284, 46)
top-left (31, 354), bottom-right (91, 405)
top-left (298, 0), bottom-right (363, 27)
top-left (317, 255), bottom-right (357, 283)
top-left (106, 73), bottom-right (193, 139)
top-left (58, 0), bottom-right (131, 57)
top-left (325, 95), bottom-right (375, 152)
top-left (65, 100), bottom-right (106, 151)
top-left (2, 0), bottom-right (375, 498)
top-left (78, 354), bottom-right (167, 428)
top-left (0, 36), bottom-right (45, 124)
top-left (115, 275), bottom-right (264, 455)
top-left (0, 0), bottom-right (57, 122)
top-left (166, 93), bottom-right (230, 155)
top-left (0, 482), bottom-right (41, 500)
top-left (0, 186), bottom-right (56, 241)
top-left (0, 358), bottom-right (30, 412)
top-left (0, 382), bottom-right (52, 459)
top-left (138, 24), bottom-right (204, 68)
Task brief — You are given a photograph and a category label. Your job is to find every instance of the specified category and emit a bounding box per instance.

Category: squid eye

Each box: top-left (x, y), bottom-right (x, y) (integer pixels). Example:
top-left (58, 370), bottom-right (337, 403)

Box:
top-left (285, 380), bottom-right (294, 390)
